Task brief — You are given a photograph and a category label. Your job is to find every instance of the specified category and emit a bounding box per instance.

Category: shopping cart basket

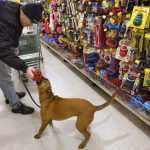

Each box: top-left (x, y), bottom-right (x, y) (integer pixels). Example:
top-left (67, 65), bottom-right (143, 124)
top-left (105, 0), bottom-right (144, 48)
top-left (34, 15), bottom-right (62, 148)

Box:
top-left (18, 24), bottom-right (43, 81)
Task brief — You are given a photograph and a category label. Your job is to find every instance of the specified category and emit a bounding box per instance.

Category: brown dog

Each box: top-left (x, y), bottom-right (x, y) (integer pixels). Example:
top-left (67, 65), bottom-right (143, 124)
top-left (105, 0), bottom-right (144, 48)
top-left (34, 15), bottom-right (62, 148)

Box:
top-left (34, 77), bottom-right (116, 149)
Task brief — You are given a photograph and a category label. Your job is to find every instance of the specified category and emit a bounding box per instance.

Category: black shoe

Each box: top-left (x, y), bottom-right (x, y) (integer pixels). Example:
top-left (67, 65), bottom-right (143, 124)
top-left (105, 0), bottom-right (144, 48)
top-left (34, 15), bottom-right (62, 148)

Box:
top-left (5, 92), bottom-right (26, 104)
top-left (12, 103), bottom-right (34, 115)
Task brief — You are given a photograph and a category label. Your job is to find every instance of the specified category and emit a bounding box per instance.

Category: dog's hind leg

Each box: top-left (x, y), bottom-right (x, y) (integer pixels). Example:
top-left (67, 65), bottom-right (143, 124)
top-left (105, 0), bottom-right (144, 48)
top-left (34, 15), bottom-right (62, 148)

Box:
top-left (34, 119), bottom-right (49, 139)
top-left (75, 114), bottom-right (94, 149)
top-left (49, 120), bottom-right (53, 127)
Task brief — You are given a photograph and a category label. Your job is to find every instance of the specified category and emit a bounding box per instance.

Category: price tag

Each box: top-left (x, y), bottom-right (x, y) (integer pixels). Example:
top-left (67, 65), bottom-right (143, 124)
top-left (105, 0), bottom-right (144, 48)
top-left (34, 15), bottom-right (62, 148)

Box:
top-left (102, 15), bottom-right (106, 19)
top-left (110, 48), bottom-right (113, 52)
top-left (97, 49), bottom-right (101, 53)
top-left (135, 60), bottom-right (140, 64)
top-left (126, 13), bottom-right (131, 18)
top-left (133, 28), bottom-right (138, 32)
top-left (118, 99), bottom-right (123, 104)
top-left (139, 115), bottom-right (144, 121)
top-left (104, 28), bottom-right (107, 32)
top-left (104, 49), bottom-right (108, 52)
top-left (145, 33), bottom-right (150, 39)
top-left (118, 12), bottom-right (122, 16)
top-left (95, 16), bottom-right (99, 20)
top-left (115, 0), bottom-right (119, 7)
top-left (109, 12), bottom-right (113, 16)
top-left (110, 18), bottom-right (115, 24)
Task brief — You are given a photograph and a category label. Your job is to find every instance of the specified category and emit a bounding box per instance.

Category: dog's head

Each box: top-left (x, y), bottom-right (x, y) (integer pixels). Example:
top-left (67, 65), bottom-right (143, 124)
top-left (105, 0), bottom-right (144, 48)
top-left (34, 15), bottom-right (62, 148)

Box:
top-left (36, 77), bottom-right (52, 94)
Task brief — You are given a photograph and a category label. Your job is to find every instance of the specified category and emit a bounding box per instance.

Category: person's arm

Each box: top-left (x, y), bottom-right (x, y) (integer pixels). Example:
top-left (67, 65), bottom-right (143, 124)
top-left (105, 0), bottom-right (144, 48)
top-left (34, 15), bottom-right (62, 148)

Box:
top-left (0, 47), bottom-right (28, 72)
top-left (0, 48), bottom-right (35, 79)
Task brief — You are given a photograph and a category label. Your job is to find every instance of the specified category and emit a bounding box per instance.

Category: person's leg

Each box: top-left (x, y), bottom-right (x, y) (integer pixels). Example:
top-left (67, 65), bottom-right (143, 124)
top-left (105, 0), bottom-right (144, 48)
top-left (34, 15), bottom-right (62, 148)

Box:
top-left (0, 60), bottom-right (21, 109)
top-left (0, 60), bottom-right (34, 114)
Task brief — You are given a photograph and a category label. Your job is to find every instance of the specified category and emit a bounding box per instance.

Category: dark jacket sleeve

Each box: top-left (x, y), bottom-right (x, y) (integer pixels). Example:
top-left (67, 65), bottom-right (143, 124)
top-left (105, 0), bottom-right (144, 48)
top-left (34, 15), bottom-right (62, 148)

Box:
top-left (0, 2), bottom-right (28, 73)
top-left (0, 48), bottom-right (28, 73)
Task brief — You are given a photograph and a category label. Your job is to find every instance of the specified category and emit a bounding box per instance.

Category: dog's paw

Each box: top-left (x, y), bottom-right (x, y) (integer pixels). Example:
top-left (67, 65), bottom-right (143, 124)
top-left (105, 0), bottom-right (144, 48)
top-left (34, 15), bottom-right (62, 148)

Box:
top-left (78, 143), bottom-right (85, 149)
top-left (34, 134), bottom-right (41, 139)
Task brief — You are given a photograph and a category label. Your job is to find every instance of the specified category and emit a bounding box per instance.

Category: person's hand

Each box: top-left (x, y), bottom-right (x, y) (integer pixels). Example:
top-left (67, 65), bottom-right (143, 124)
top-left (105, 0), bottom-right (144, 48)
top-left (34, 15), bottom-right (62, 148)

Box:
top-left (26, 67), bottom-right (35, 79)
top-left (14, 48), bottom-right (20, 56)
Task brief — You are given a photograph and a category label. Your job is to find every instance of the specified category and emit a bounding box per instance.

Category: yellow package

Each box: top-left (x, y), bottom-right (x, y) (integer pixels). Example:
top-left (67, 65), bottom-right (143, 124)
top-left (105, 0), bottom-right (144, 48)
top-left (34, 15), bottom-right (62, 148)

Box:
top-left (10, 0), bottom-right (20, 3)
top-left (129, 6), bottom-right (150, 29)
top-left (143, 68), bottom-right (150, 87)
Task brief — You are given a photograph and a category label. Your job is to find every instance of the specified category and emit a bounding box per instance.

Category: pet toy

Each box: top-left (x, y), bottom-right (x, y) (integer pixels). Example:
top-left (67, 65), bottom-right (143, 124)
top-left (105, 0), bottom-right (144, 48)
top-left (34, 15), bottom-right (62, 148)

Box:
top-left (106, 57), bottom-right (120, 78)
top-left (130, 95), bottom-right (144, 109)
top-left (111, 77), bottom-right (121, 87)
top-left (106, 22), bottom-right (121, 31)
top-left (56, 26), bottom-right (63, 34)
top-left (115, 39), bottom-right (131, 62)
top-left (129, 6), bottom-right (150, 29)
top-left (133, 13), bottom-right (143, 26)
top-left (99, 70), bottom-right (107, 86)
top-left (111, 6), bottom-right (123, 15)
top-left (87, 52), bottom-right (100, 71)
top-left (52, 12), bottom-right (59, 23)
top-left (143, 101), bottom-right (150, 113)
top-left (106, 39), bottom-right (118, 48)
top-left (133, 34), bottom-right (141, 59)
top-left (143, 68), bottom-right (150, 87)
top-left (32, 68), bottom-right (43, 82)
top-left (95, 17), bottom-right (106, 48)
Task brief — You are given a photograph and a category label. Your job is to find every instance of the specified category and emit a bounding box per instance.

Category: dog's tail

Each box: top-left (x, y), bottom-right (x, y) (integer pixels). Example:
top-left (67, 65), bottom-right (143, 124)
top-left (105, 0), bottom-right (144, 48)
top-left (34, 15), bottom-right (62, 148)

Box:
top-left (95, 91), bottom-right (116, 111)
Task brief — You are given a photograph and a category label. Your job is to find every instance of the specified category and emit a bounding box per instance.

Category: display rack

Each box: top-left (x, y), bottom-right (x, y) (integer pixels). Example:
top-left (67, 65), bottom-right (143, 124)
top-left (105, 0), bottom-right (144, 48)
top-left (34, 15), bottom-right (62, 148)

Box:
top-left (41, 38), bottom-right (150, 126)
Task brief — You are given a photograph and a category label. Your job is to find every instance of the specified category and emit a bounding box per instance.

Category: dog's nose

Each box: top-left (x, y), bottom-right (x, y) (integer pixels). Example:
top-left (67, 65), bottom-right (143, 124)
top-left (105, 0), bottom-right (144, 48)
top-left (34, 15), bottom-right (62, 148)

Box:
top-left (36, 80), bottom-right (42, 85)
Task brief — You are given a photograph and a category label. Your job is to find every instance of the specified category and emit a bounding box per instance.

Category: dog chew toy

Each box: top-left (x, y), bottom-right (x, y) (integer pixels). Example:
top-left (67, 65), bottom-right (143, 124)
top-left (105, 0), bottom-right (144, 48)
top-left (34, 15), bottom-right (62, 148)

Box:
top-left (106, 39), bottom-right (118, 48)
top-left (107, 57), bottom-right (120, 78)
top-left (133, 13), bottom-right (143, 26)
top-left (32, 68), bottom-right (43, 82)
top-left (95, 18), bottom-right (106, 48)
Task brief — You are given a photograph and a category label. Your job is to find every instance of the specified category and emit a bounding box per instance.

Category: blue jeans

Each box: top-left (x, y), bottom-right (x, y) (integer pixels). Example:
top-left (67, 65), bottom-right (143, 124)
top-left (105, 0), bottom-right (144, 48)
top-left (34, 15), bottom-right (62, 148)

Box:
top-left (0, 60), bottom-right (21, 109)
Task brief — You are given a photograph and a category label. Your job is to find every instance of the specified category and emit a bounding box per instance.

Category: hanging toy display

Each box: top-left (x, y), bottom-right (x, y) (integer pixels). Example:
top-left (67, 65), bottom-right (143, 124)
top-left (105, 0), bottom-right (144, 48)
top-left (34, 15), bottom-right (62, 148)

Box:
top-left (41, 0), bottom-right (150, 125)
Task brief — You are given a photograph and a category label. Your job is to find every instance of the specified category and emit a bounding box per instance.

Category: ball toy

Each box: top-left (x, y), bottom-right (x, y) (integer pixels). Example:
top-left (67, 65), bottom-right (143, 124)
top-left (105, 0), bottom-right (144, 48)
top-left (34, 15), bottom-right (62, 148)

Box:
top-left (56, 27), bottom-right (63, 34)
top-left (32, 68), bottom-right (43, 82)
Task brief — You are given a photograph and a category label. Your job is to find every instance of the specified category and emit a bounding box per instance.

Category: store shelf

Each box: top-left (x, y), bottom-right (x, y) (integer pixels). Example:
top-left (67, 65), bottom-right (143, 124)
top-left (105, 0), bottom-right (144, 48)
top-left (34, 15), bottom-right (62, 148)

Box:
top-left (41, 39), bottom-right (150, 126)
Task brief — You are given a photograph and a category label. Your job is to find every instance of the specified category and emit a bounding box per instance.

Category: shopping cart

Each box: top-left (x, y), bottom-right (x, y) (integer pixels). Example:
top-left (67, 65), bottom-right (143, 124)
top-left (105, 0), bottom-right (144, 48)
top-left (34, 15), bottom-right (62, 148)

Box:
top-left (18, 24), bottom-right (43, 81)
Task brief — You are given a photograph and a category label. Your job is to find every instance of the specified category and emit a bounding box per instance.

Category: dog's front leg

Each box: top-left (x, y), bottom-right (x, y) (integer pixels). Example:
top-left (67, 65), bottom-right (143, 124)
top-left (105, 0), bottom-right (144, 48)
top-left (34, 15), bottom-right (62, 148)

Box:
top-left (34, 120), bottom-right (49, 139)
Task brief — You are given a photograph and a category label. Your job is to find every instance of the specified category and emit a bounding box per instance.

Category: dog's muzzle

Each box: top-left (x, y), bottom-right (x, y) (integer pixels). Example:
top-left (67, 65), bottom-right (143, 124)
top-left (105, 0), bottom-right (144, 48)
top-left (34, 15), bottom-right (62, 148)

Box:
top-left (36, 77), bottom-right (48, 85)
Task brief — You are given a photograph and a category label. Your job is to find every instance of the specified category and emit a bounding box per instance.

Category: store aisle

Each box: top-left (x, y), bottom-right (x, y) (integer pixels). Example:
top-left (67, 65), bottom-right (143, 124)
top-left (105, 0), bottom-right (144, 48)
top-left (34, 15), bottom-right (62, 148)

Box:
top-left (0, 45), bottom-right (149, 150)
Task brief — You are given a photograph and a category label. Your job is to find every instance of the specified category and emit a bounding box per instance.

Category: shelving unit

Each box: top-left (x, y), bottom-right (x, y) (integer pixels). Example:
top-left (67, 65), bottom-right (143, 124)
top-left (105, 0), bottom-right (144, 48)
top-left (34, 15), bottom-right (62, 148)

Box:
top-left (41, 38), bottom-right (150, 126)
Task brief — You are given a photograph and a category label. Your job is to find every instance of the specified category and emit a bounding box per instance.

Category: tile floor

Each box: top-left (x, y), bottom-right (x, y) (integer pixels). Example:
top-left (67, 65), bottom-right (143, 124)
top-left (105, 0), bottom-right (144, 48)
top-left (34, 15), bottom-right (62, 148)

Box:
top-left (0, 45), bottom-right (150, 150)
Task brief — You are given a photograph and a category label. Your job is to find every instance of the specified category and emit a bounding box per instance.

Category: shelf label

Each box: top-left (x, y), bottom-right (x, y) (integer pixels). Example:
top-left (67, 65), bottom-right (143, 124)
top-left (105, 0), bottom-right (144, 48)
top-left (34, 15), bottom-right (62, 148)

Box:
top-left (118, 99), bottom-right (123, 104)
